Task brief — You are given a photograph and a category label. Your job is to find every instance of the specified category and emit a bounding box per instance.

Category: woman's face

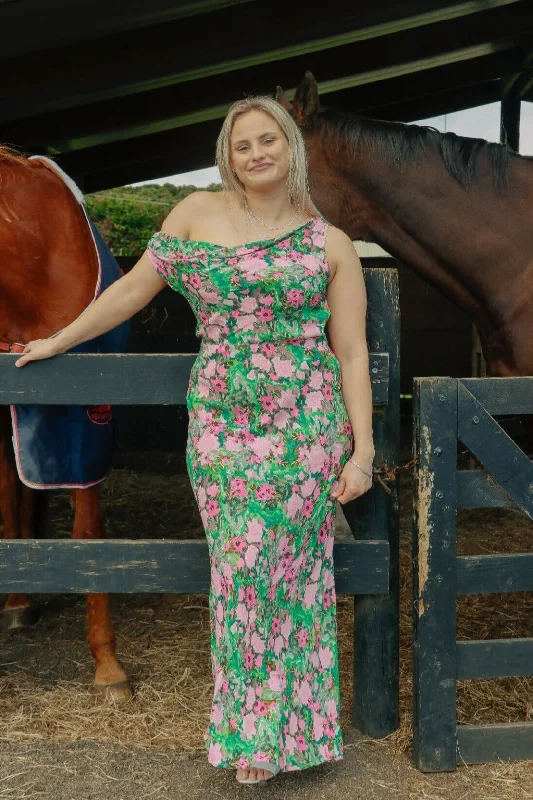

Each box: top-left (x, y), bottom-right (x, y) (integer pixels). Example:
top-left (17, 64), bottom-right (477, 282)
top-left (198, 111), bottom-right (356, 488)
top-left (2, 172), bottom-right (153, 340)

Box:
top-left (229, 110), bottom-right (291, 194)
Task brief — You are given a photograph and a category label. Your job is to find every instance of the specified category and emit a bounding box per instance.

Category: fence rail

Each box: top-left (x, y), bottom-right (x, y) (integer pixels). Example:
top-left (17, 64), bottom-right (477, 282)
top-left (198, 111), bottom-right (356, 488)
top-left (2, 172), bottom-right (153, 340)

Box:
top-left (0, 351), bottom-right (390, 406)
top-left (0, 539), bottom-right (389, 595)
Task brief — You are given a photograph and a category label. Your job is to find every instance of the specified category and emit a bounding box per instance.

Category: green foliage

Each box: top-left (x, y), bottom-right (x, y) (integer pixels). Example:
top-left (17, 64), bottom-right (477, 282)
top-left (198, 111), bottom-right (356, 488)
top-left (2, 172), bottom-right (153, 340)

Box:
top-left (85, 182), bottom-right (223, 256)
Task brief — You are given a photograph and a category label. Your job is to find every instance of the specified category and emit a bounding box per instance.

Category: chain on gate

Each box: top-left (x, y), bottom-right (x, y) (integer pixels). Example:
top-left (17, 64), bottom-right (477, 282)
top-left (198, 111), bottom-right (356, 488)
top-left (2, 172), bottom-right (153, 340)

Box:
top-left (372, 456), bottom-right (419, 494)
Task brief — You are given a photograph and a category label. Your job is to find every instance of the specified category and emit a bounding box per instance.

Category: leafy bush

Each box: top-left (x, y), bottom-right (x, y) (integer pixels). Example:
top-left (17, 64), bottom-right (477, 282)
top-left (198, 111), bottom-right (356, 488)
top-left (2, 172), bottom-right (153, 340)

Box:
top-left (85, 182), bottom-right (222, 256)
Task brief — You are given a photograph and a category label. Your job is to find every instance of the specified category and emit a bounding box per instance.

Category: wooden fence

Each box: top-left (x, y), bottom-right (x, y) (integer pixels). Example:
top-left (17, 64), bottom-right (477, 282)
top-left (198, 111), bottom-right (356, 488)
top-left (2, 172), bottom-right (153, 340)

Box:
top-left (0, 267), bottom-right (400, 740)
top-left (413, 376), bottom-right (533, 770)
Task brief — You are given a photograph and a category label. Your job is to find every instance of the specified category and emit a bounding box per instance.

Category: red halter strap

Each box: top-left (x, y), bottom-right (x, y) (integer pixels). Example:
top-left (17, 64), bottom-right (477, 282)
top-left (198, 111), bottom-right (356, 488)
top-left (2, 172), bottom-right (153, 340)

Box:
top-left (0, 340), bottom-right (26, 354)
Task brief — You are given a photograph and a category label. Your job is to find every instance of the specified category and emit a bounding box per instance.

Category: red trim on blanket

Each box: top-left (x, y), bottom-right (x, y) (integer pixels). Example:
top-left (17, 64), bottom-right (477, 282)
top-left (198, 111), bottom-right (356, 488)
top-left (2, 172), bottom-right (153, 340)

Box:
top-left (9, 405), bottom-right (105, 491)
top-left (0, 340), bottom-right (25, 353)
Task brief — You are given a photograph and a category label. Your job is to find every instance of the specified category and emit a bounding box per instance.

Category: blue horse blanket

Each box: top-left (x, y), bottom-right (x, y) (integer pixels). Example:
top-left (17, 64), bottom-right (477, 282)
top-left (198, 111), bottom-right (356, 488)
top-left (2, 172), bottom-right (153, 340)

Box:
top-left (11, 211), bottom-right (129, 489)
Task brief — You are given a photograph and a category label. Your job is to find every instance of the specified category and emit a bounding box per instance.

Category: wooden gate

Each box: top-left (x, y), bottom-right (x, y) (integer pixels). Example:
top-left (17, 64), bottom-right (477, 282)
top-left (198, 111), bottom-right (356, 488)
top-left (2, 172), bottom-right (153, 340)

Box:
top-left (0, 266), bottom-right (400, 740)
top-left (413, 376), bottom-right (533, 771)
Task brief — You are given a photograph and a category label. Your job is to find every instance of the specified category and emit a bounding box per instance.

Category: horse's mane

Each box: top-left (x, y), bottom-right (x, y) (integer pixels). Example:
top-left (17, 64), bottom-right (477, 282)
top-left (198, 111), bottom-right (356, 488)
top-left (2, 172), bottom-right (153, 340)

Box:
top-left (0, 145), bottom-right (84, 203)
top-left (318, 107), bottom-right (523, 190)
top-left (0, 145), bottom-right (29, 165)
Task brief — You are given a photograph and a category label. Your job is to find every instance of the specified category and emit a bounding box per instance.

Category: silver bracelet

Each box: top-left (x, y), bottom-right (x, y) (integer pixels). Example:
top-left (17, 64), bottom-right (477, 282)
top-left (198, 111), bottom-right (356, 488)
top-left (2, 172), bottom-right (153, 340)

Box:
top-left (348, 459), bottom-right (373, 479)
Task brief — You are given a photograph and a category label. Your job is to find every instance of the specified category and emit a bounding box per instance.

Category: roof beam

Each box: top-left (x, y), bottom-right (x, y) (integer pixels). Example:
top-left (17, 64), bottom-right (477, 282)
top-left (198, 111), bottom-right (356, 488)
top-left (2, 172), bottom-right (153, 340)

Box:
top-left (82, 152), bottom-right (216, 193)
top-left (348, 81), bottom-right (501, 122)
top-left (2, 4), bottom-right (528, 153)
top-left (1, 0), bottom-right (527, 125)
top-left (0, 0), bottom-right (255, 59)
top-left (66, 43), bottom-right (522, 151)
top-left (324, 50), bottom-right (520, 117)
top-left (54, 42), bottom-right (524, 150)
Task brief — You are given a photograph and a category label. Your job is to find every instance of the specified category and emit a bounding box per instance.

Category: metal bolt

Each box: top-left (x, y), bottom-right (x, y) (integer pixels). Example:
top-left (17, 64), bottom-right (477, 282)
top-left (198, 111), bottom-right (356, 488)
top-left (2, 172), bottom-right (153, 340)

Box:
top-left (471, 416), bottom-right (480, 425)
top-left (436, 491), bottom-right (444, 499)
top-left (528, 484), bottom-right (533, 492)
top-left (439, 395), bottom-right (446, 402)
top-left (371, 367), bottom-right (379, 374)
top-left (435, 575), bottom-right (443, 585)
top-left (435, 749), bottom-right (442, 760)
top-left (433, 447), bottom-right (442, 456)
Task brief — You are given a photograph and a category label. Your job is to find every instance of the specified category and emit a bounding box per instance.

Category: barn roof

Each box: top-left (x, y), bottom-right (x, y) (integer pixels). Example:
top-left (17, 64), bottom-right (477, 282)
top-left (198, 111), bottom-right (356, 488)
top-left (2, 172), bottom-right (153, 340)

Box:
top-left (2, 0), bottom-right (532, 191)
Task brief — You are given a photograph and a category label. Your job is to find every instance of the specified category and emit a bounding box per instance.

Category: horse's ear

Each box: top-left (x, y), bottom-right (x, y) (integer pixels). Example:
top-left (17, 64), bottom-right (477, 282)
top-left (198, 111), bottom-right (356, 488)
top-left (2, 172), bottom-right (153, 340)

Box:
top-left (293, 71), bottom-right (319, 125)
top-left (276, 86), bottom-right (292, 111)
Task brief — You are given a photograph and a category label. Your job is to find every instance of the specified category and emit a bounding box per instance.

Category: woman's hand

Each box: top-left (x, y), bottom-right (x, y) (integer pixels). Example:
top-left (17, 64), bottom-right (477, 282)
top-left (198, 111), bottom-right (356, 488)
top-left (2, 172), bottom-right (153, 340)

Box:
top-left (15, 338), bottom-right (62, 368)
top-left (329, 454), bottom-right (373, 504)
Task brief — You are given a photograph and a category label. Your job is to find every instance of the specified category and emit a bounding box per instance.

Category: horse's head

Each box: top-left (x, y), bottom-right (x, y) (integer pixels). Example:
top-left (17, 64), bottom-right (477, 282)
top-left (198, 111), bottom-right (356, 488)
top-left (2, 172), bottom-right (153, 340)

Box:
top-left (276, 72), bottom-right (372, 239)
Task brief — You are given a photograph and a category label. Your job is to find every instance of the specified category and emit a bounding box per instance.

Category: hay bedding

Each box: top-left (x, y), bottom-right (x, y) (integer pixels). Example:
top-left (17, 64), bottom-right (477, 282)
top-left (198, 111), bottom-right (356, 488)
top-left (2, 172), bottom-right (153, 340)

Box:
top-left (1, 448), bottom-right (533, 796)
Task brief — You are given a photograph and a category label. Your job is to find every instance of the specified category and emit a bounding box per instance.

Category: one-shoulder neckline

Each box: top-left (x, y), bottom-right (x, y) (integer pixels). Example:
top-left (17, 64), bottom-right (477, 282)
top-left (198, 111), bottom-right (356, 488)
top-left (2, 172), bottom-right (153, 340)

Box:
top-left (155, 217), bottom-right (321, 253)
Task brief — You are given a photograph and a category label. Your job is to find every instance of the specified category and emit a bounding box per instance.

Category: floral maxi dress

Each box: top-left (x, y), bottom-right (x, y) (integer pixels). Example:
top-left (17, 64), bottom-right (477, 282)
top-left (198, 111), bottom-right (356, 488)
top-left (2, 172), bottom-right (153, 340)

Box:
top-left (146, 217), bottom-right (353, 773)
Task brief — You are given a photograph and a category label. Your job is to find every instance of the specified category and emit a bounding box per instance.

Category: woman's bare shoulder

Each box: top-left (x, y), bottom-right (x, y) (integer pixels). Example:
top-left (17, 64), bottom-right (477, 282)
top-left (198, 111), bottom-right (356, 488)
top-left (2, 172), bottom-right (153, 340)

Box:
top-left (326, 225), bottom-right (361, 262)
top-left (161, 191), bottom-right (224, 239)
top-left (324, 225), bottom-right (362, 283)
top-left (325, 224), bottom-right (356, 251)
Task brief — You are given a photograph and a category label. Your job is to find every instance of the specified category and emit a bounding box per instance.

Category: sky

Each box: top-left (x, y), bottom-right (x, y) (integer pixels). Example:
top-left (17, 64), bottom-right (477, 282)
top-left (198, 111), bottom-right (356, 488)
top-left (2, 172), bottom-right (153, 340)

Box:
top-left (132, 101), bottom-right (533, 188)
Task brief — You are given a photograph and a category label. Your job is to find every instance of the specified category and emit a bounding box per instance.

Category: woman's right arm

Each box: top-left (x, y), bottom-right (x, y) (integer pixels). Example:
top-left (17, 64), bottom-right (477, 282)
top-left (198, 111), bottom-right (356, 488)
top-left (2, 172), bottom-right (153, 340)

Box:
top-left (15, 253), bottom-right (167, 367)
top-left (14, 192), bottom-right (206, 368)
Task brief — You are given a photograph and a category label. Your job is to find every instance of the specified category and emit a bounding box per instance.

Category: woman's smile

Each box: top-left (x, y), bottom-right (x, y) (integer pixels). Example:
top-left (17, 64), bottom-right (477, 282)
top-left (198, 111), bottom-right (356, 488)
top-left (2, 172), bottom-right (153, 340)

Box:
top-left (249, 162), bottom-right (272, 172)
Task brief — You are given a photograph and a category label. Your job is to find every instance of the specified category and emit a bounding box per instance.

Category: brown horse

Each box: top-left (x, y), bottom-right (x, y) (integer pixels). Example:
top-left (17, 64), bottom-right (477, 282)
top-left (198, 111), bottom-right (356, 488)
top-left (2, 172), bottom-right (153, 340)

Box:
top-left (0, 147), bottom-right (130, 701)
top-left (277, 72), bottom-right (533, 382)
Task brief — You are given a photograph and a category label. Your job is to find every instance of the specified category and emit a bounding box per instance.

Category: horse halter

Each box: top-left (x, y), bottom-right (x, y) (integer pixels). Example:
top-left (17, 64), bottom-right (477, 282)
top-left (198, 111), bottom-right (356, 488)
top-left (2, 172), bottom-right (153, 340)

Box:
top-left (0, 339), bottom-right (25, 354)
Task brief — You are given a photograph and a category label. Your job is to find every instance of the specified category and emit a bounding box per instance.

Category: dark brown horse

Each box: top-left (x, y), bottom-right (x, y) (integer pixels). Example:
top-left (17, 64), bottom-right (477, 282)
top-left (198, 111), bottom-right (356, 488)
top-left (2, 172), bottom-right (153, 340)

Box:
top-left (0, 148), bottom-right (130, 701)
top-left (277, 72), bottom-right (533, 382)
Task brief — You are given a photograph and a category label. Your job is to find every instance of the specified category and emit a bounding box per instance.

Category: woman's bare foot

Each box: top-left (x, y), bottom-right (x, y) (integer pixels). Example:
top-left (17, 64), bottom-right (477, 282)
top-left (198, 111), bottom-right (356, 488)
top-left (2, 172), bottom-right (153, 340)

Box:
top-left (236, 766), bottom-right (274, 782)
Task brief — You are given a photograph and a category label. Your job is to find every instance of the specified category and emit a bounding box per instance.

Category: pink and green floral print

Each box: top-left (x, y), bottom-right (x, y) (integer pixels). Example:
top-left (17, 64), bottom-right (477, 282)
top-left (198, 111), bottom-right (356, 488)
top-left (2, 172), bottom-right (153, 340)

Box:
top-left (146, 216), bottom-right (353, 773)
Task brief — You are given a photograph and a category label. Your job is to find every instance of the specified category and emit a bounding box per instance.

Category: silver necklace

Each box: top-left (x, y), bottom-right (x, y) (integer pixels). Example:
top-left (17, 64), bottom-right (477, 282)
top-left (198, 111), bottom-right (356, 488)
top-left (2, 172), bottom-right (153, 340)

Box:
top-left (245, 204), bottom-right (299, 232)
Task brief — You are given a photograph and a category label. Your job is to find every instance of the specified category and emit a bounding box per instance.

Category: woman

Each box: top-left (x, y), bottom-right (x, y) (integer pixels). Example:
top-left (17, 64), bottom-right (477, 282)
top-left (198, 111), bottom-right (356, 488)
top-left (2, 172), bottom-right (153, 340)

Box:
top-left (16, 96), bottom-right (374, 785)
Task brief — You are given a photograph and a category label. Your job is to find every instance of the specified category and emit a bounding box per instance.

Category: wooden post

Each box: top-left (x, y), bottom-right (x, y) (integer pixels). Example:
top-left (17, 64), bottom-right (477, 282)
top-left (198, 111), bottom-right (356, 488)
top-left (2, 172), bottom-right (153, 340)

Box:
top-left (500, 74), bottom-right (521, 153)
top-left (342, 267), bottom-right (400, 737)
top-left (412, 377), bottom-right (458, 771)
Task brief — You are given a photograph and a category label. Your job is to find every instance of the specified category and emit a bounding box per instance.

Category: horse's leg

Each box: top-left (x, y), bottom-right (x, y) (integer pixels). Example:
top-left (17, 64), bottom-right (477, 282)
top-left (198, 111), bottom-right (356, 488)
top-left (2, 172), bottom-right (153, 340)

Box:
top-left (0, 407), bottom-right (41, 629)
top-left (71, 485), bottom-right (131, 702)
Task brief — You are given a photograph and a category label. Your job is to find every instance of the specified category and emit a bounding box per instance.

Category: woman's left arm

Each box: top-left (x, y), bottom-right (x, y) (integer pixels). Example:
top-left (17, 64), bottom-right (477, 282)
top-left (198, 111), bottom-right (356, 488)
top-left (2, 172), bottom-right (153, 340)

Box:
top-left (326, 226), bottom-right (374, 502)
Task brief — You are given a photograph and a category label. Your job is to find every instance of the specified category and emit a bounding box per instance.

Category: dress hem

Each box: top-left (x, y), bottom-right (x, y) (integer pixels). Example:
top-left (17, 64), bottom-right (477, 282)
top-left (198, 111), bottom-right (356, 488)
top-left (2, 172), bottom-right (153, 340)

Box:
top-left (206, 744), bottom-right (344, 772)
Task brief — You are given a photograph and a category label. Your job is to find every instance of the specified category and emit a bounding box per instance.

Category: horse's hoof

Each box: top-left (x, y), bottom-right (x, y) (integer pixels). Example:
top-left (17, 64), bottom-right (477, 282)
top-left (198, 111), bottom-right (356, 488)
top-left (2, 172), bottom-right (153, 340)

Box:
top-left (94, 679), bottom-right (133, 703)
top-left (1, 606), bottom-right (40, 631)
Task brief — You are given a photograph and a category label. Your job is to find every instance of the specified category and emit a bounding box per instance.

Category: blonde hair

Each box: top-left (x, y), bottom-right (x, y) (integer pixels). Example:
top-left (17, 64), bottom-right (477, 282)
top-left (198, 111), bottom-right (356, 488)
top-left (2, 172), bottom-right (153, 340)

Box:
top-left (215, 95), bottom-right (319, 216)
